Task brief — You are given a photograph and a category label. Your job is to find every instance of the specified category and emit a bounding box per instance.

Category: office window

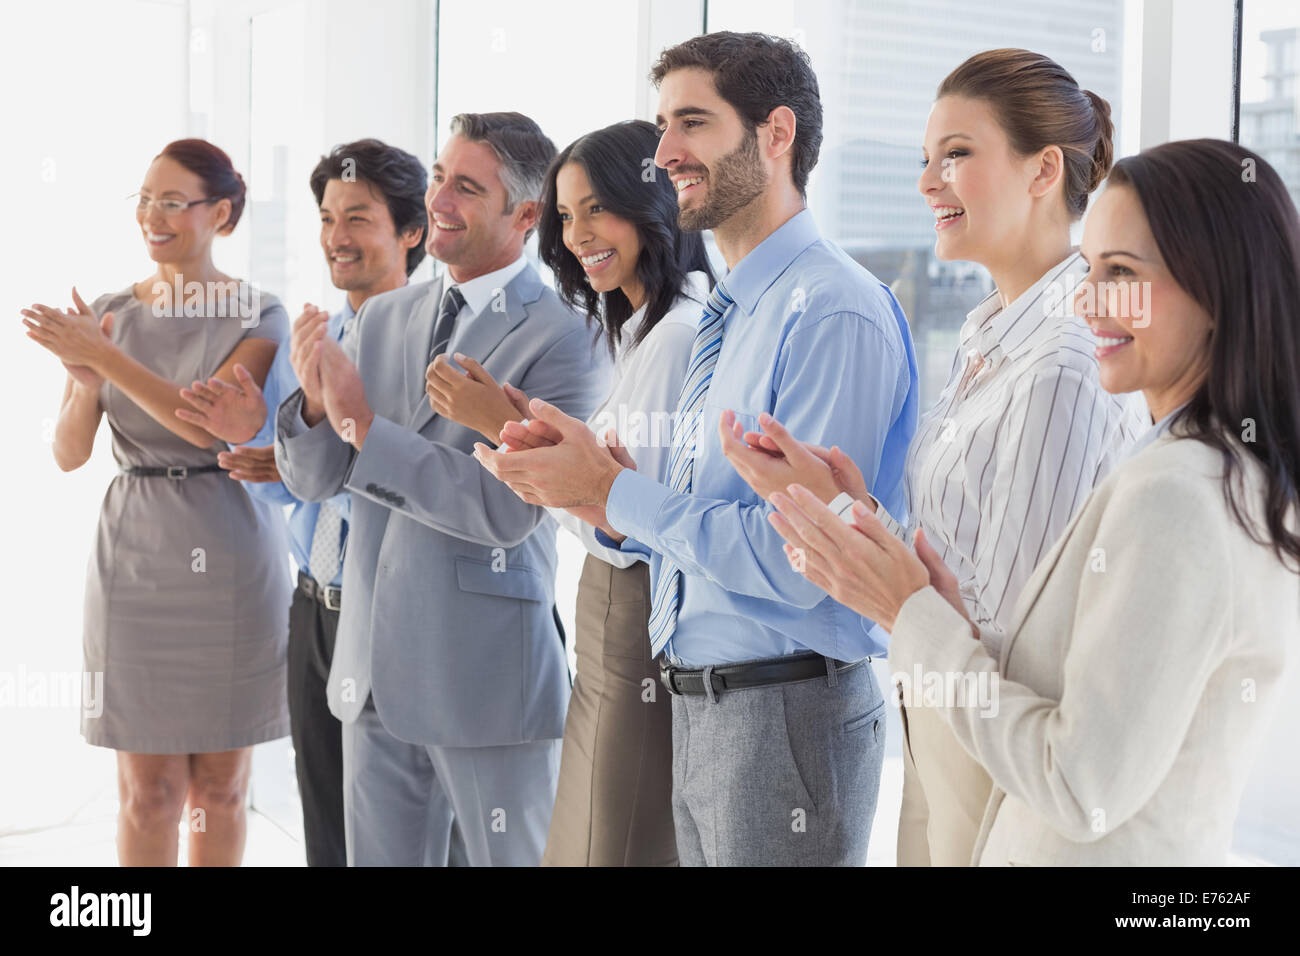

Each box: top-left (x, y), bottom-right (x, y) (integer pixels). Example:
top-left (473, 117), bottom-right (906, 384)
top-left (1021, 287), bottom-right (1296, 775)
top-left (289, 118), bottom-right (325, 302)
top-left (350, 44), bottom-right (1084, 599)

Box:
top-left (1232, 0), bottom-right (1300, 866)
top-left (1, 0), bottom-right (190, 841)
top-left (1240, 0), bottom-right (1300, 210)
top-left (435, 0), bottom-right (643, 156)
top-left (706, 0), bottom-right (1143, 407)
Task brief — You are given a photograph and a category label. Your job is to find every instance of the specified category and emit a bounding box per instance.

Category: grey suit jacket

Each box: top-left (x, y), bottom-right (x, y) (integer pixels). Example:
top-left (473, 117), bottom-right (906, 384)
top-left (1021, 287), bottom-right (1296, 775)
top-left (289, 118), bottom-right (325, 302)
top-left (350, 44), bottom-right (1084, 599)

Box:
top-left (889, 434), bottom-right (1296, 865)
top-left (274, 265), bottom-right (612, 747)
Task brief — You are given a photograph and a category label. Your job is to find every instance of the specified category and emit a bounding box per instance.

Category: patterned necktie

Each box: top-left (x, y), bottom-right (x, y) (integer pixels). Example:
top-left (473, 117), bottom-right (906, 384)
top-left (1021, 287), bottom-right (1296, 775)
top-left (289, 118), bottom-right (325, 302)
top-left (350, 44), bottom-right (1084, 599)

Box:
top-left (431, 284), bottom-right (465, 364)
top-left (308, 500), bottom-right (343, 585)
top-left (339, 309), bottom-right (359, 354)
top-left (306, 310), bottom-right (353, 586)
top-left (647, 280), bottom-right (734, 658)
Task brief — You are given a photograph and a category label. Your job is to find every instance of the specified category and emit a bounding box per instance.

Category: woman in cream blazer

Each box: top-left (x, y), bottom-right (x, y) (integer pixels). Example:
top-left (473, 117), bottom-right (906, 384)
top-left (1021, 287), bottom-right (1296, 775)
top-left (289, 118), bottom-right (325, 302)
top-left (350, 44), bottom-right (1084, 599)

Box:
top-left (763, 138), bottom-right (1300, 865)
top-left (885, 431), bottom-right (1293, 864)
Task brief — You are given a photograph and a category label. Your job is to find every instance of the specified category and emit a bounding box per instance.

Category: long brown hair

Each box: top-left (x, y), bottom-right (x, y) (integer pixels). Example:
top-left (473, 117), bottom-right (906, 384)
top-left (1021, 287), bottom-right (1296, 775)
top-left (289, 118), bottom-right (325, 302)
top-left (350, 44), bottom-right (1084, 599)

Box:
top-left (938, 48), bottom-right (1114, 219)
top-left (1110, 139), bottom-right (1300, 571)
top-left (537, 121), bottom-right (715, 357)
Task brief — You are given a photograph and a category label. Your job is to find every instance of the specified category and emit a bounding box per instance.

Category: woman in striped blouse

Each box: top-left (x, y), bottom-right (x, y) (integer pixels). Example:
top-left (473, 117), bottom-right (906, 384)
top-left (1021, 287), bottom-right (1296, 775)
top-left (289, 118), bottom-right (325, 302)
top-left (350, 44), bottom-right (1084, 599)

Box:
top-left (720, 49), bottom-right (1145, 865)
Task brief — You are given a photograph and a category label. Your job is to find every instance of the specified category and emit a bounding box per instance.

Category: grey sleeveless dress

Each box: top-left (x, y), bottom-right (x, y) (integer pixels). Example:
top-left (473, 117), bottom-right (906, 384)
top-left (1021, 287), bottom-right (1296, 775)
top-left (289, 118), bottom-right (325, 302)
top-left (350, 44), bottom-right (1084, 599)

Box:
top-left (81, 285), bottom-right (292, 753)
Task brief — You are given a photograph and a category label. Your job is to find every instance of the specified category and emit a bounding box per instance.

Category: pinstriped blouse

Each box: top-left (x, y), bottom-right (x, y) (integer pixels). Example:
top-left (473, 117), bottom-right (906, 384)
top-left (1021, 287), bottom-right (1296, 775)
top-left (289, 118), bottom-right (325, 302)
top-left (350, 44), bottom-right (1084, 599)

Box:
top-left (888, 251), bottom-right (1147, 657)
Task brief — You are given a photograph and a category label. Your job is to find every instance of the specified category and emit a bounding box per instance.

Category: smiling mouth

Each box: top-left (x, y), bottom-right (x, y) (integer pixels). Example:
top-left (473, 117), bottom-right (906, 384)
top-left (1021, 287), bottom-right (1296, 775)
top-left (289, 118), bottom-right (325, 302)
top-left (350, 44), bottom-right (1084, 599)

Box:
top-left (675, 175), bottom-right (705, 197)
top-left (330, 252), bottom-right (360, 264)
top-left (579, 250), bottom-right (615, 270)
top-left (1093, 331), bottom-right (1135, 356)
top-left (434, 220), bottom-right (467, 232)
top-left (932, 205), bottom-right (965, 229)
top-left (145, 231), bottom-right (175, 244)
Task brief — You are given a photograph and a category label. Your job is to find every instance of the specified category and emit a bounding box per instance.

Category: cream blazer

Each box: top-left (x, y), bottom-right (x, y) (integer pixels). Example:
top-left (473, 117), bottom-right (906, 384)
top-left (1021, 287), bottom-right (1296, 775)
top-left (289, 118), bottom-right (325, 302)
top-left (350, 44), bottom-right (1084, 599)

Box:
top-left (888, 433), bottom-right (1297, 865)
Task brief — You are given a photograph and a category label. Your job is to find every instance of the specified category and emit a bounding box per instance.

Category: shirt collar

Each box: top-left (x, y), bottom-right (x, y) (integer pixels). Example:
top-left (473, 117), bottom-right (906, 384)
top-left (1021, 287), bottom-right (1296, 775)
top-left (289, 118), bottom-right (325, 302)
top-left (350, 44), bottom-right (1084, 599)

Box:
top-left (719, 209), bottom-right (821, 316)
top-left (621, 270), bottom-right (712, 343)
top-left (960, 250), bottom-right (1086, 361)
top-left (338, 277), bottom-right (411, 331)
top-left (1130, 400), bottom-right (1187, 457)
top-left (448, 254), bottom-right (528, 316)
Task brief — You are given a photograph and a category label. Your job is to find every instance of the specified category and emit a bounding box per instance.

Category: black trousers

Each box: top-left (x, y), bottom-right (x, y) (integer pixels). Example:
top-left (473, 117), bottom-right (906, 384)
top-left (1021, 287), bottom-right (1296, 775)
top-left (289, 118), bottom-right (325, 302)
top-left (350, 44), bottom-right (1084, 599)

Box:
top-left (287, 585), bottom-right (347, 867)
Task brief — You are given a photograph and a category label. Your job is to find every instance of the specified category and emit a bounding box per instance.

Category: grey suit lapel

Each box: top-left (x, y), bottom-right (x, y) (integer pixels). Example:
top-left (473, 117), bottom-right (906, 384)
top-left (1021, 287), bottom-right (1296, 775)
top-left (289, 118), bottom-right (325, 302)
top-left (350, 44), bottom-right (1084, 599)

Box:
top-left (402, 279), bottom-right (443, 420)
top-left (406, 265), bottom-right (541, 433)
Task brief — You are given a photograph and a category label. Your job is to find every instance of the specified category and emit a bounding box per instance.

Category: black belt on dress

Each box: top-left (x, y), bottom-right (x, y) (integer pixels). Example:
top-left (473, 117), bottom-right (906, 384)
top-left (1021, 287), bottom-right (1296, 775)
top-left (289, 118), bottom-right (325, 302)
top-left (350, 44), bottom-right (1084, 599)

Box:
top-left (122, 464), bottom-right (224, 479)
top-left (660, 650), bottom-right (865, 697)
top-left (297, 570), bottom-right (342, 612)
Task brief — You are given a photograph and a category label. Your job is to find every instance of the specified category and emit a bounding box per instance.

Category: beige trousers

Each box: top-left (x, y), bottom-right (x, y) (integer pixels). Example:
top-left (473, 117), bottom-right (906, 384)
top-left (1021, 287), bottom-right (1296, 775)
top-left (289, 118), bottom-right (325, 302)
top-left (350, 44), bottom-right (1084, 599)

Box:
top-left (541, 555), bottom-right (677, 866)
top-left (896, 685), bottom-right (993, 866)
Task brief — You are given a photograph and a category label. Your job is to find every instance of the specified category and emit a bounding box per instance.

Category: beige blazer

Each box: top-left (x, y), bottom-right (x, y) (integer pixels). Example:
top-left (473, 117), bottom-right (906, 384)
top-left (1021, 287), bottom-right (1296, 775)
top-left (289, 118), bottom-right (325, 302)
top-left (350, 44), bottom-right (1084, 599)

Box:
top-left (889, 433), bottom-right (1297, 865)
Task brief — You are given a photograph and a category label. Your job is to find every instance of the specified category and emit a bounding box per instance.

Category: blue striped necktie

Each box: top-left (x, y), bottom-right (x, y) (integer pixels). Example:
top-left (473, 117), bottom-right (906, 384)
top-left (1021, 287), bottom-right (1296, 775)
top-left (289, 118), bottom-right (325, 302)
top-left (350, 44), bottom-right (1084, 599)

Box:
top-left (648, 280), bottom-right (734, 658)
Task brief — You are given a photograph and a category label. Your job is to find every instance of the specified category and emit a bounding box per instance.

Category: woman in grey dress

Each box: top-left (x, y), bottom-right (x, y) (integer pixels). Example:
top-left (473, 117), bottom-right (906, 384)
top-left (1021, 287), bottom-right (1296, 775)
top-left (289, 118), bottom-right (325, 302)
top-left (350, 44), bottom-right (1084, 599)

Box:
top-left (22, 139), bottom-right (290, 865)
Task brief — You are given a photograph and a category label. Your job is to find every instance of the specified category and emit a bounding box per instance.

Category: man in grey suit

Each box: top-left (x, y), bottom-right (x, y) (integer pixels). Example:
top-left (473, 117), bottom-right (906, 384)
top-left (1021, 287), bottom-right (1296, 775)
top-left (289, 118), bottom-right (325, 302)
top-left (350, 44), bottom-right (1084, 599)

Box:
top-left (274, 112), bottom-right (612, 866)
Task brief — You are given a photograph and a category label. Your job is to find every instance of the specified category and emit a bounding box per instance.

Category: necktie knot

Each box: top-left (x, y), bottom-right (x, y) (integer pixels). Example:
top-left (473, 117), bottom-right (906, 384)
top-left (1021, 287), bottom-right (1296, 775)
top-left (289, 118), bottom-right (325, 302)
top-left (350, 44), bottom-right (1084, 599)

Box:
top-left (441, 284), bottom-right (465, 317)
top-left (430, 284), bottom-right (466, 363)
top-left (702, 280), bottom-right (733, 326)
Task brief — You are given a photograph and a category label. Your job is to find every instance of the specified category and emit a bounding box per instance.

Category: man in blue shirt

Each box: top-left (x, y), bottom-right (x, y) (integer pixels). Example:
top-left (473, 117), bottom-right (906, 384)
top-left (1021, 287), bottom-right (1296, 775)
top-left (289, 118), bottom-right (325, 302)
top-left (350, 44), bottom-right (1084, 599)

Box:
top-left (475, 33), bottom-right (918, 864)
top-left (177, 139), bottom-right (428, 866)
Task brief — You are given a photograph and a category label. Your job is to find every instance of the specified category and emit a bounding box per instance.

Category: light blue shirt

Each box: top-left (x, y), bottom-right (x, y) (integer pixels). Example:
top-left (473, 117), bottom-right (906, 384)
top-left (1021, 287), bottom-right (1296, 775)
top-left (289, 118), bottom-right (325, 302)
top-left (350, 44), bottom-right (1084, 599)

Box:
top-left (242, 298), bottom-right (355, 587)
top-left (597, 210), bottom-right (918, 666)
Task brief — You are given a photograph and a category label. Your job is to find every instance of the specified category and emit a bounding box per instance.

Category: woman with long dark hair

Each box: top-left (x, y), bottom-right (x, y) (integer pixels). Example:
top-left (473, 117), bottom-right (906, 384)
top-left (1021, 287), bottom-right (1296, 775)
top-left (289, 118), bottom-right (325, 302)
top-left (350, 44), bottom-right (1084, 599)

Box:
top-left (22, 139), bottom-right (290, 865)
top-left (433, 119), bottom-right (714, 864)
top-left (764, 138), bottom-right (1299, 864)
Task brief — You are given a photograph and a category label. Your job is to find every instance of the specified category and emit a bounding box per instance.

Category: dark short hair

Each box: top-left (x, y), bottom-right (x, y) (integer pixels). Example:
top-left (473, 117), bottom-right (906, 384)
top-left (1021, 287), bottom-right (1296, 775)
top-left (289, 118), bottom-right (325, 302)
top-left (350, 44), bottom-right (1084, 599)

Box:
top-left (650, 31), bottom-right (823, 196)
top-left (939, 49), bottom-right (1114, 220)
top-left (157, 138), bottom-right (246, 232)
top-left (1110, 139), bottom-right (1300, 570)
top-left (538, 120), bottom-right (715, 356)
top-left (449, 112), bottom-right (557, 240)
top-left (309, 138), bottom-right (429, 276)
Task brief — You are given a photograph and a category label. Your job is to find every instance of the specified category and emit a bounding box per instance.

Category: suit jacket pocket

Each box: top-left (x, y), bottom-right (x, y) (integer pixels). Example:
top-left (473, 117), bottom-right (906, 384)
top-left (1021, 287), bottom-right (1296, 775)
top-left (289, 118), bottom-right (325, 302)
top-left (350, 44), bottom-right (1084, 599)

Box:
top-left (454, 556), bottom-right (547, 602)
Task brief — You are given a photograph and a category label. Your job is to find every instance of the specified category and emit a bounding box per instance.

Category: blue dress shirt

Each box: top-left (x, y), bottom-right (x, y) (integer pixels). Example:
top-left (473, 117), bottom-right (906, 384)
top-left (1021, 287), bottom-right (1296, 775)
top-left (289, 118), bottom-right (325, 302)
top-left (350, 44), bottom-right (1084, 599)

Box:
top-left (241, 299), bottom-right (354, 587)
top-left (596, 210), bottom-right (918, 666)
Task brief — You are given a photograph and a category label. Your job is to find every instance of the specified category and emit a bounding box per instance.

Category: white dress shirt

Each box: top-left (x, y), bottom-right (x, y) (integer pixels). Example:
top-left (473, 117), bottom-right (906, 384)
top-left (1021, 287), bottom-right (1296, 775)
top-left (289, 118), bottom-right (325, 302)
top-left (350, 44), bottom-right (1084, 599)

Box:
top-left (445, 254), bottom-right (528, 324)
top-left (550, 270), bottom-right (711, 568)
top-left (881, 251), bottom-right (1148, 657)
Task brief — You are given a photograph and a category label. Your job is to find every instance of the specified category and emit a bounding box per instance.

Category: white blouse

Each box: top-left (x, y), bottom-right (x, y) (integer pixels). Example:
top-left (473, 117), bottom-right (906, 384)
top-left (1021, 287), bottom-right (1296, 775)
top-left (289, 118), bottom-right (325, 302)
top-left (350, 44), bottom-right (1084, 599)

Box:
top-left (549, 270), bottom-right (711, 568)
top-left (883, 251), bottom-right (1148, 654)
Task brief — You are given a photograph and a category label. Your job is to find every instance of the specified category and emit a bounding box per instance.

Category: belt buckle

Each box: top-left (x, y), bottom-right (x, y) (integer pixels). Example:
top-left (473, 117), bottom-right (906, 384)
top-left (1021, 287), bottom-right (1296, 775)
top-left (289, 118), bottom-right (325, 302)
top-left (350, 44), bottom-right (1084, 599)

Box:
top-left (166, 465), bottom-right (188, 479)
top-left (660, 664), bottom-right (680, 696)
top-left (322, 587), bottom-right (342, 611)
top-left (707, 667), bottom-right (727, 694)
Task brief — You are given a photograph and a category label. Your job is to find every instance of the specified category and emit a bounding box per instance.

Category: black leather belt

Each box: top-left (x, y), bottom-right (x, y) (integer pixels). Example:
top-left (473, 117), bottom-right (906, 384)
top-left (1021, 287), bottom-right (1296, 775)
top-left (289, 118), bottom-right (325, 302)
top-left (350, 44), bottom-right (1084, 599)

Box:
top-left (297, 570), bottom-right (342, 611)
top-left (123, 464), bottom-right (224, 479)
top-left (660, 651), bottom-right (865, 697)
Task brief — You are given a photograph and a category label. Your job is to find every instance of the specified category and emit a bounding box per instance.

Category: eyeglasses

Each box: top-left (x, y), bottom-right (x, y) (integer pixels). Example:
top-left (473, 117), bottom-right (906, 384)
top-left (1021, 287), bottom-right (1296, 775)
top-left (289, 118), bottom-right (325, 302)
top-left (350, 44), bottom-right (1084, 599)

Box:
top-left (128, 193), bottom-right (221, 216)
